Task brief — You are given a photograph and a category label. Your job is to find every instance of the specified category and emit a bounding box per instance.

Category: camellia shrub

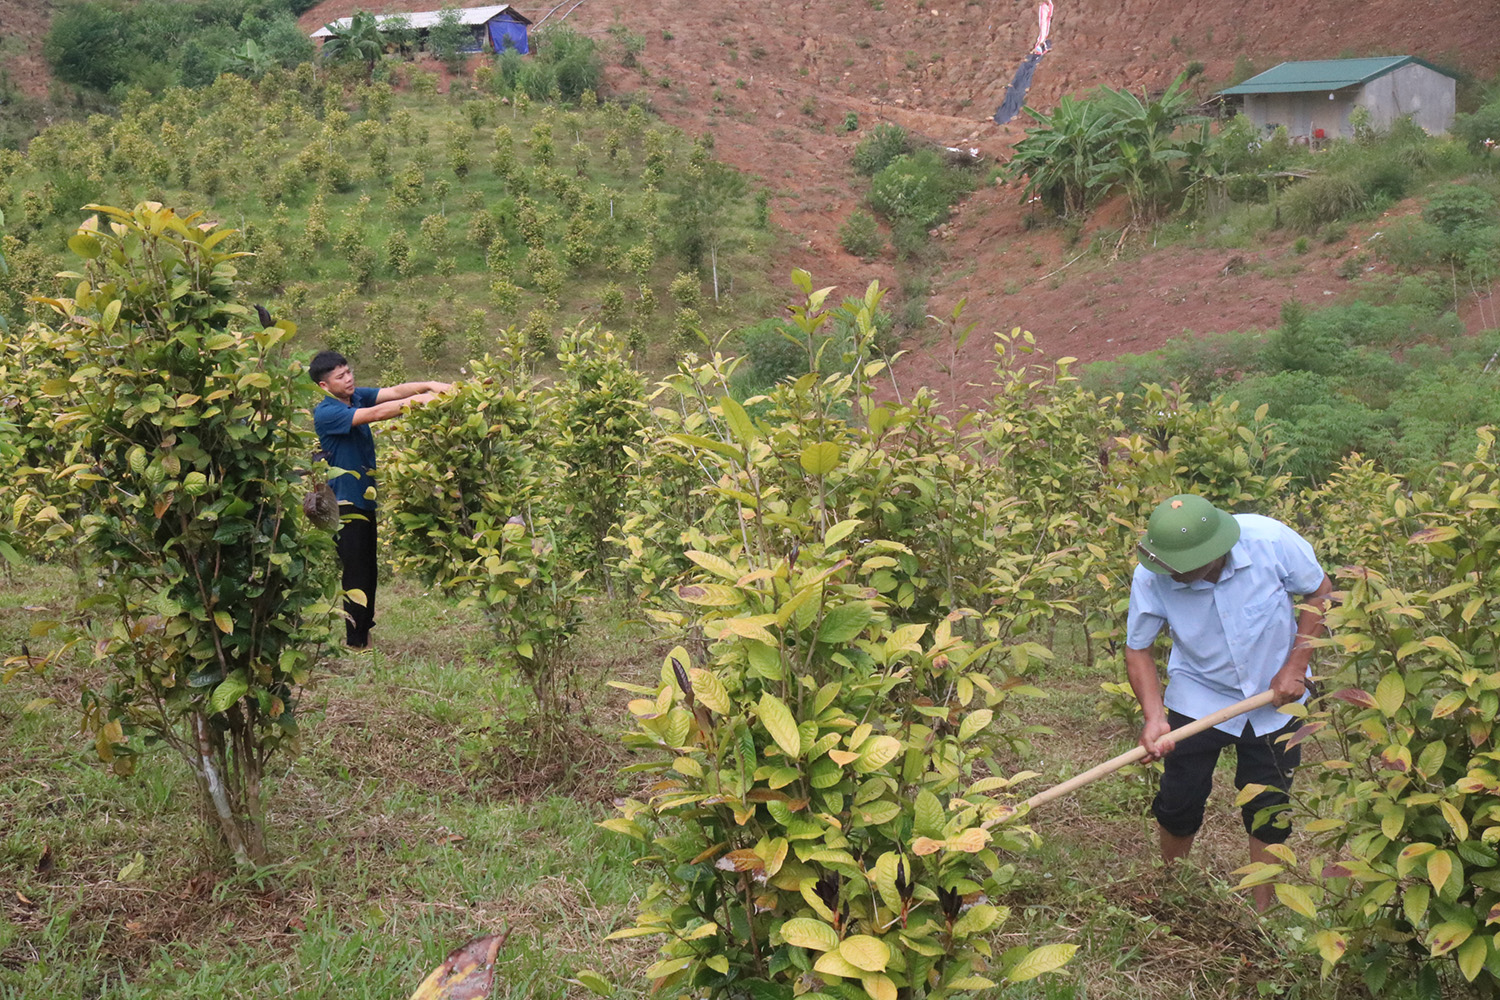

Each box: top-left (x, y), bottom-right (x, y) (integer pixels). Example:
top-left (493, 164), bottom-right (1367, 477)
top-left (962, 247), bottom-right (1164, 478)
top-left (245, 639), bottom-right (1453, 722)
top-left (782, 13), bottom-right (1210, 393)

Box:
top-left (598, 276), bottom-right (1079, 999)
top-left (9, 203), bottom-right (339, 864)
top-left (381, 347), bottom-right (585, 716)
top-left (1243, 432), bottom-right (1500, 993)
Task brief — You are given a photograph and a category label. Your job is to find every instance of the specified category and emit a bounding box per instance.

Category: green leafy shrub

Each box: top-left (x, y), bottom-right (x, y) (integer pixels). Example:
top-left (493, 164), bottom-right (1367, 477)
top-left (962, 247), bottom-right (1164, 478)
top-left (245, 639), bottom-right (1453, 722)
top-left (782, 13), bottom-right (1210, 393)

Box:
top-left (14, 203), bottom-right (338, 864)
top-left (1252, 433), bottom-right (1500, 992)
top-left (870, 151), bottom-right (974, 229)
top-left (1283, 173), bottom-right (1368, 232)
top-left (601, 279), bottom-right (1080, 998)
top-left (839, 210), bottom-right (883, 259)
top-left (550, 329), bottom-right (645, 581)
top-left (736, 318), bottom-right (806, 387)
top-left (1423, 184), bottom-right (1497, 235)
top-left (1451, 95), bottom-right (1500, 154)
top-left (852, 123), bottom-right (912, 176)
top-left (382, 352), bottom-right (584, 715)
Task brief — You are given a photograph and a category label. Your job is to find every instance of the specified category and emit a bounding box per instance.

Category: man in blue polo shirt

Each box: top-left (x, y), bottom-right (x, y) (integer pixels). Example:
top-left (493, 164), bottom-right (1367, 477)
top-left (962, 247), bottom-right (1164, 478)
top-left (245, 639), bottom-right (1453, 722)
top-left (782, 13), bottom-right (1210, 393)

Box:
top-left (1125, 494), bottom-right (1332, 911)
top-left (310, 350), bottom-right (452, 649)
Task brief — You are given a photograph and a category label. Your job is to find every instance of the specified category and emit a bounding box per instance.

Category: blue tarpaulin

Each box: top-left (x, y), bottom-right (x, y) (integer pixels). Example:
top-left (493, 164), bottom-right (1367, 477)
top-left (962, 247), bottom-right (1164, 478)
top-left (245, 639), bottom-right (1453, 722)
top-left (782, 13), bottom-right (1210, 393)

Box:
top-left (489, 18), bottom-right (528, 54)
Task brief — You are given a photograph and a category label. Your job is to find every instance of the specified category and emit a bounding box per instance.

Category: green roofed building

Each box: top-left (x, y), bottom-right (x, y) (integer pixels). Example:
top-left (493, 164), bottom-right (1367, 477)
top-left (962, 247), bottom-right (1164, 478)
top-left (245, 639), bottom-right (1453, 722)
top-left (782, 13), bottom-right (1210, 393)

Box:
top-left (1218, 56), bottom-right (1458, 140)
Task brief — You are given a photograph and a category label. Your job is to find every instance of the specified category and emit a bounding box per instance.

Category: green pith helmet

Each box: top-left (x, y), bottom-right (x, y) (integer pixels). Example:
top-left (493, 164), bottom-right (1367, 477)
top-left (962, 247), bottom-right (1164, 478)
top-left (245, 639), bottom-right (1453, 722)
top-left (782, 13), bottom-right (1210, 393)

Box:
top-left (1137, 494), bottom-right (1241, 575)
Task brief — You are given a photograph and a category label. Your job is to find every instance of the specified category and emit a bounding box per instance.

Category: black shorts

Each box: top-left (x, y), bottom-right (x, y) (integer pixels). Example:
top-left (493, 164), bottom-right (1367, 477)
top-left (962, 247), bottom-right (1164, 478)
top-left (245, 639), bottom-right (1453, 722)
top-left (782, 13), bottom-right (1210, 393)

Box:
top-left (1152, 710), bottom-right (1301, 844)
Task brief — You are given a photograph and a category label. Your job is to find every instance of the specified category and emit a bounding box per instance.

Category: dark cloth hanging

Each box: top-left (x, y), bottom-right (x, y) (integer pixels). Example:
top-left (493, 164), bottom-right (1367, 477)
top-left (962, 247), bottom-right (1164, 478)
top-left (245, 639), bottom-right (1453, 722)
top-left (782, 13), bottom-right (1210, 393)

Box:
top-left (994, 51), bottom-right (1044, 125)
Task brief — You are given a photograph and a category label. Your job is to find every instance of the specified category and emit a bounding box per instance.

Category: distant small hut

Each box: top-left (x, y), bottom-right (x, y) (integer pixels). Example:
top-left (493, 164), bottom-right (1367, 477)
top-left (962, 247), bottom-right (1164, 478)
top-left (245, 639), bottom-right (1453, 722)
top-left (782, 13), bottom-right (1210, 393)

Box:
top-left (312, 5), bottom-right (533, 55)
top-left (1218, 56), bottom-right (1458, 140)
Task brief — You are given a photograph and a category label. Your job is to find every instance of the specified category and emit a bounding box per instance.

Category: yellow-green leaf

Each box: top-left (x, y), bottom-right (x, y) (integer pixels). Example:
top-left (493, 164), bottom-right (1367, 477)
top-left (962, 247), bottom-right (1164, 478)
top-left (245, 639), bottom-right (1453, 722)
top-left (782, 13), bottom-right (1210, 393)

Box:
top-left (1313, 930), bottom-right (1347, 967)
top-left (1375, 673), bottom-right (1405, 717)
top-left (213, 610), bottom-right (233, 634)
top-left (717, 617), bottom-right (778, 645)
top-left (1274, 883), bottom-right (1317, 919)
top-left (720, 394), bottom-right (758, 447)
top-left (824, 519), bottom-right (862, 546)
top-left (689, 668), bottom-right (731, 714)
top-left (1440, 801), bottom-right (1470, 841)
top-left (781, 917), bottom-right (838, 952)
top-left (812, 951), bottom-right (864, 979)
top-left (684, 550), bottom-right (741, 582)
top-left (208, 671), bottom-right (248, 715)
top-left (1428, 850), bottom-right (1453, 896)
top-left (958, 709), bottom-right (993, 742)
top-left (856, 735), bottom-right (902, 773)
top-left (759, 691), bottom-right (802, 758)
top-left (837, 935), bottom-right (889, 973)
top-left (68, 233), bottom-right (102, 259)
top-left (1432, 691), bottom-right (1468, 719)
top-left (568, 970), bottom-right (613, 996)
top-left (1404, 884), bottom-right (1431, 928)
top-left (799, 441), bottom-right (842, 476)
top-left (676, 583), bottom-right (742, 606)
top-left (1456, 936), bottom-right (1487, 982)
top-left (1427, 921), bottom-right (1472, 956)
top-left (860, 973), bottom-right (896, 1000)
top-left (951, 903), bottom-right (1000, 937)
top-left (1005, 943), bottom-right (1078, 983)
top-left (913, 789), bottom-right (944, 839)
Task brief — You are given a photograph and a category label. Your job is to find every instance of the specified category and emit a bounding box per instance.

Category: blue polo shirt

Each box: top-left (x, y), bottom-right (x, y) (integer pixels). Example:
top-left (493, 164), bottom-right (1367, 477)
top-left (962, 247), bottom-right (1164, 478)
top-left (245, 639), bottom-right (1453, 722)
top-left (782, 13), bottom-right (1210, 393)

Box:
top-left (313, 386), bottom-right (381, 510)
top-left (1126, 514), bottom-right (1326, 736)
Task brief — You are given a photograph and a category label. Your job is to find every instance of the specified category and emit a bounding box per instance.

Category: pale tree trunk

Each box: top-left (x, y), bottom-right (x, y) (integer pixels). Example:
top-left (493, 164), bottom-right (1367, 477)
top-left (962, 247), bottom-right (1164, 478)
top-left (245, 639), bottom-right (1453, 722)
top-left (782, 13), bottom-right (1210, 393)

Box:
top-left (711, 242), bottom-right (720, 304)
top-left (189, 711), bottom-right (265, 865)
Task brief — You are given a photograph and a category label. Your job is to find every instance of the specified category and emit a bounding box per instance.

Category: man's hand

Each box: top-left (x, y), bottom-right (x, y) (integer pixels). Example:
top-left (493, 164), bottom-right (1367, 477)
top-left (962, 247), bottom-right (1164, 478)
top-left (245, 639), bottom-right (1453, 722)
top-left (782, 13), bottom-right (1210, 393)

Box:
top-left (1268, 663), bottom-right (1309, 707)
top-left (1140, 717), bottom-right (1175, 762)
top-left (429, 381), bottom-right (455, 394)
top-left (403, 391), bottom-right (439, 408)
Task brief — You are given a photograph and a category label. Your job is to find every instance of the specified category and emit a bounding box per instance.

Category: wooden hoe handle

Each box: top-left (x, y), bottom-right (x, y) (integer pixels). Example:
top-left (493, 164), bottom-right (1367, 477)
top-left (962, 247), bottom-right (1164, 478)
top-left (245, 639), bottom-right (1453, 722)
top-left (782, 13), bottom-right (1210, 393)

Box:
top-left (1018, 690), bottom-right (1280, 812)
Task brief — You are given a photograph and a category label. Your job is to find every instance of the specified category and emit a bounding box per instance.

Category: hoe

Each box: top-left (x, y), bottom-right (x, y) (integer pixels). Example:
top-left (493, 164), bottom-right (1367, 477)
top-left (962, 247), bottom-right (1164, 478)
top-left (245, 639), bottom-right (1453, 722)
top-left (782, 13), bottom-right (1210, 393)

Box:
top-left (1019, 689), bottom-right (1279, 812)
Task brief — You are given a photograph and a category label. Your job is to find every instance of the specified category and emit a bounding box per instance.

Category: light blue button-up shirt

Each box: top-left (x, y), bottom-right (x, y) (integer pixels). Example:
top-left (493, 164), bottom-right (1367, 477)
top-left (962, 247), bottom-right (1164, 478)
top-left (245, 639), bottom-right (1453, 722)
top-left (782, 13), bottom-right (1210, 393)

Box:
top-left (1126, 513), bottom-right (1327, 736)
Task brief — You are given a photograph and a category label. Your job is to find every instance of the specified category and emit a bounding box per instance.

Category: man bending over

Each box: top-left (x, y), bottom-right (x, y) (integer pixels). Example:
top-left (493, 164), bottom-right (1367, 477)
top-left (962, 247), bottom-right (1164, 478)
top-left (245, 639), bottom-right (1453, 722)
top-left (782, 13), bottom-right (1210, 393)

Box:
top-left (1126, 494), bottom-right (1332, 911)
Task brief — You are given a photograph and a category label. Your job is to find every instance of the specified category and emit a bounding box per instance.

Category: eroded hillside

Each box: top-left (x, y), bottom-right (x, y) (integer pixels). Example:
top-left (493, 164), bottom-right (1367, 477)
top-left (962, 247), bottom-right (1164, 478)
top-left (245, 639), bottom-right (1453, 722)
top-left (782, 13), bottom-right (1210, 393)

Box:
top-left (9, 0), bottom-right (1497, 383)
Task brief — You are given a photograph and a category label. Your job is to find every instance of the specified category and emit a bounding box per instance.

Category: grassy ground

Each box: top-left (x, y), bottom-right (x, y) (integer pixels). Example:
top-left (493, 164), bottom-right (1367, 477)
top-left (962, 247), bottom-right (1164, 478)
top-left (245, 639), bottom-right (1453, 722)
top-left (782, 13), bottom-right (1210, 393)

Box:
top-left (0, 565), bottom-right (1428, 1000)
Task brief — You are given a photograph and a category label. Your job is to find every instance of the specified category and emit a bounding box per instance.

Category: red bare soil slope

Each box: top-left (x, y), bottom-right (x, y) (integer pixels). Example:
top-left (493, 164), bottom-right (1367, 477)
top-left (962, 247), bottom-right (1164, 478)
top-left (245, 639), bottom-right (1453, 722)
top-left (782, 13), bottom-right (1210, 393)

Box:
top-left (11, 0), bottom-right (1497, 385)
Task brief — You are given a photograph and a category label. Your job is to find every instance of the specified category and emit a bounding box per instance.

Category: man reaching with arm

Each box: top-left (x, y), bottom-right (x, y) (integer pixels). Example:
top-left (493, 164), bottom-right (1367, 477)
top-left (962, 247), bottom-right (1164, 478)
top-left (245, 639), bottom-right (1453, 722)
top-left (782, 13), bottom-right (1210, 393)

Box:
top-left (1124, 494), bottom-right (1332, 912)
top-left (309, 350), bottom-right (452, 650)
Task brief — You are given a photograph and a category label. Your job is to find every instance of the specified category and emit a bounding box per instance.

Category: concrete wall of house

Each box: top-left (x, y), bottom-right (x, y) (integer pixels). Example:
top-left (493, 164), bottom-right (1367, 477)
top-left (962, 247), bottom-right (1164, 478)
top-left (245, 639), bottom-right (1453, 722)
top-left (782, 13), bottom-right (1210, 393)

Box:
top-left (1243, 92), bottom-right (1357, 138)
top-left (1355, 63), bottom-right (1457, 134)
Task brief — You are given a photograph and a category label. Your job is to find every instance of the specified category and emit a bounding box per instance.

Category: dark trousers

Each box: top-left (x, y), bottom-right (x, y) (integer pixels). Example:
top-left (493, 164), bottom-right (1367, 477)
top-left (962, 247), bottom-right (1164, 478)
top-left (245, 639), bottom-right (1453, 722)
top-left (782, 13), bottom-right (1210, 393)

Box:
top-left (335, 504), bottom-right (377, 648)
top-left (1153, 710), bottom-right (1301, 844)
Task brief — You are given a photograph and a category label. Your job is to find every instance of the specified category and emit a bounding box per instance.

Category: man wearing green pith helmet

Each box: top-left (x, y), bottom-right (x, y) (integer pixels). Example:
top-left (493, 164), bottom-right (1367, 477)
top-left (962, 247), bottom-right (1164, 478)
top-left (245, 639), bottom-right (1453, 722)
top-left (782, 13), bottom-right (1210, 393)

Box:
top-left (1125, 494), bottom-right (1333, 912)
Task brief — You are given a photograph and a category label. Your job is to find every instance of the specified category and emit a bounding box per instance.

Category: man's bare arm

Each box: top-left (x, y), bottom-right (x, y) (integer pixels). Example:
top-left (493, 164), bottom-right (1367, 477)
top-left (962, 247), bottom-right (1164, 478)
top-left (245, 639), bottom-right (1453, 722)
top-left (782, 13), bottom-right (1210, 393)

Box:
top-left (1125, 645), bottom-right (1175, 761)
top-left (350, 391), bottom-right (439, 427)
top-left (375, 380), bottom-right (453, 403)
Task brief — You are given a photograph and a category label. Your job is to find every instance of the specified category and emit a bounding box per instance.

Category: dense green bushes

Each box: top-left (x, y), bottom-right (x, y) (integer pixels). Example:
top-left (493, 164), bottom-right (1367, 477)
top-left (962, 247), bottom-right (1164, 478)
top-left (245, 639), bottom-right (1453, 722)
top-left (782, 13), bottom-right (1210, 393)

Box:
top-left (869, 150), bottom-right (975, 230)
top-left (1006, 73), bottom-right (1209, 220)
top-left (852, 123), bottom-right (913, 176)
top-left (488, 28), bottom-right (602, 102)
top-left (1011, 69), bottom-right (1492, 239)
top-left (1084, 287), bottom-right (1499, 483)
top-left (45, 0), bottom-right (314, 94)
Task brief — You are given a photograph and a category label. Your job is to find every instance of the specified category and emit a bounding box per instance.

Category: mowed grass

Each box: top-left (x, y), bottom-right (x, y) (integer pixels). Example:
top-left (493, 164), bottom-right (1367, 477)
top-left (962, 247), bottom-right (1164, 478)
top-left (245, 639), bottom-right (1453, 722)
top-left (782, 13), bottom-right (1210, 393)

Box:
top-left (0, 564), bottom-right (661, 1000)
top-left (0, 571), bottom-right (1433, 999)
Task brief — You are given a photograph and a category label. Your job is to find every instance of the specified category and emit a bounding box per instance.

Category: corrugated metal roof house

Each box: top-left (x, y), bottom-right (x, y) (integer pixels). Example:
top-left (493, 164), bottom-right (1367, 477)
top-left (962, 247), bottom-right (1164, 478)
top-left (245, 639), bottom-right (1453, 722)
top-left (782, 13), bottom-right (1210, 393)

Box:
top-left (1218, 57), bottom-right (1458, 139)
top-left (313, 5), bottom-right (533, 54)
